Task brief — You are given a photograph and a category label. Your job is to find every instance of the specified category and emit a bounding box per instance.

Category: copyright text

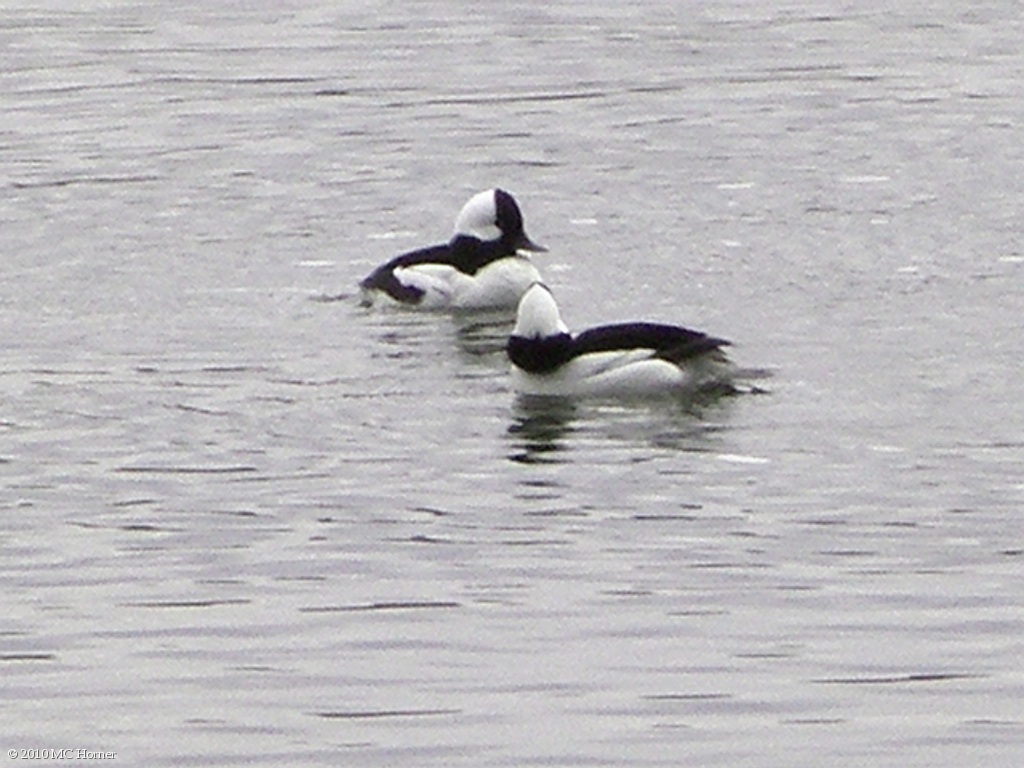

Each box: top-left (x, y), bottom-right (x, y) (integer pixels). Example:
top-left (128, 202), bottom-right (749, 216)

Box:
top-left (7, 750), bottom-right (117, 761)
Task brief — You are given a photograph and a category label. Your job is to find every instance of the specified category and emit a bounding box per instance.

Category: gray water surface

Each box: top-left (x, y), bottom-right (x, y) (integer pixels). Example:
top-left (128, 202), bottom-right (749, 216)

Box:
top-left (2, 2), bottom-right (1023, 766)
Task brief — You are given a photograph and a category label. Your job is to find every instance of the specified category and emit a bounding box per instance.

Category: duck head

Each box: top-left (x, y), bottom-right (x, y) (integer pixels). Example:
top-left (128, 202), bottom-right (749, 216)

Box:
top-left (513, 282), bottom-right (569, 339)
top-left (453, 189), bottom-right (546, 253)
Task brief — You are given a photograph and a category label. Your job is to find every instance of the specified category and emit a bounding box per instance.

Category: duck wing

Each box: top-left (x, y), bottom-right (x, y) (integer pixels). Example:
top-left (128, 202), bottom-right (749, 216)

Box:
top-left (573, 322), bottom-right (730, 363)
top-left (360, 243), bottom-right (452, 303)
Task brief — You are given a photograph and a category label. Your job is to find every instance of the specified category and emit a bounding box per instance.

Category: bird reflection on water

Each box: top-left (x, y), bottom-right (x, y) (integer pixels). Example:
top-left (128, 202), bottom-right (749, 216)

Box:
top-left (452, 312), bottom-right (516, 359)
top-left (506, 392), bottom-right (736, 465)
top-left (507, 395), bottom-right (580, 464)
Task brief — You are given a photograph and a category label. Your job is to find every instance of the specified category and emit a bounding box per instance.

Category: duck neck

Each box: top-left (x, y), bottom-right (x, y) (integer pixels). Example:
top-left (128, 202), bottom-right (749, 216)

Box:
top-left (450, 235), bottom-right (517, 275)
top-left (507, 332), bottom-right (574, 374)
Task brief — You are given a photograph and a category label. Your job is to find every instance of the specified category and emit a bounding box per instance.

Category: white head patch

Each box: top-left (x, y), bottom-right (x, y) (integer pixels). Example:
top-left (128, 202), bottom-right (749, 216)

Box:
top-left (513, 282), bottom-right (569, 338)
top-left (453, 189), bottom-right (502, 242)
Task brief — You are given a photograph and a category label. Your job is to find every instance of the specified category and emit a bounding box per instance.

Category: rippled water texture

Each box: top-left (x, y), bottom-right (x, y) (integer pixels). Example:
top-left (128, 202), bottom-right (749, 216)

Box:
top-left (2, 2), bottom-right (1023, 766)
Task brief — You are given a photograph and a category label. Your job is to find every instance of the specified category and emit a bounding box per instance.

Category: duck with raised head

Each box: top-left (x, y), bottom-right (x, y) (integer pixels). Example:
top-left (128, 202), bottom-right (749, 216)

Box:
top-left (359, 189), bottom-right (547, 311)
top-left (507, 283), bottom-right (735, 398)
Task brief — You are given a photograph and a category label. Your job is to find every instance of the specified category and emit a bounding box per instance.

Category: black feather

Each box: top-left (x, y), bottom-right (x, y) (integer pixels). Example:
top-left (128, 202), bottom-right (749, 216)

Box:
top-left (360, 236), bottom-right (522, 304)
top-left (509, 323), bottom-right (730, 374)
top-left (507, 333), bottom-right (575, 374)
top-left (574, 323), bottom-right (730, 361)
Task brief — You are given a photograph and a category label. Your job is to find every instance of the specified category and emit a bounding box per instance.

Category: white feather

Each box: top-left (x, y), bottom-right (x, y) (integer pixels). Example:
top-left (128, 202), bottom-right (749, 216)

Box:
top-left (512, 283), bottom-right (569, 336)
top-left (361, 189), bottom-right (544, 311)
top-left (509, 284), bottom-right (734, 398)
top-left (511, 351), bottom-right (691, 396)
top-left (395, 258), bottom-right (542, 311)
top-left (453, 189), bottom-right (501, 241)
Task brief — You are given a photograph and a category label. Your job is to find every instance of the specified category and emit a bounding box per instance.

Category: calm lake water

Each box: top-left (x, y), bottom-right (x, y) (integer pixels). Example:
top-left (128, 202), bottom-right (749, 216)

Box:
top-left (2, 1), bottom-right (1022, 766)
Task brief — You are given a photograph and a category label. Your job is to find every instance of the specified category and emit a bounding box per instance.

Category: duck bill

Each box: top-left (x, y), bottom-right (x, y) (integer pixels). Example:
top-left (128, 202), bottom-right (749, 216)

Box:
top-left (515, 232), bottom-right (548, 253)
